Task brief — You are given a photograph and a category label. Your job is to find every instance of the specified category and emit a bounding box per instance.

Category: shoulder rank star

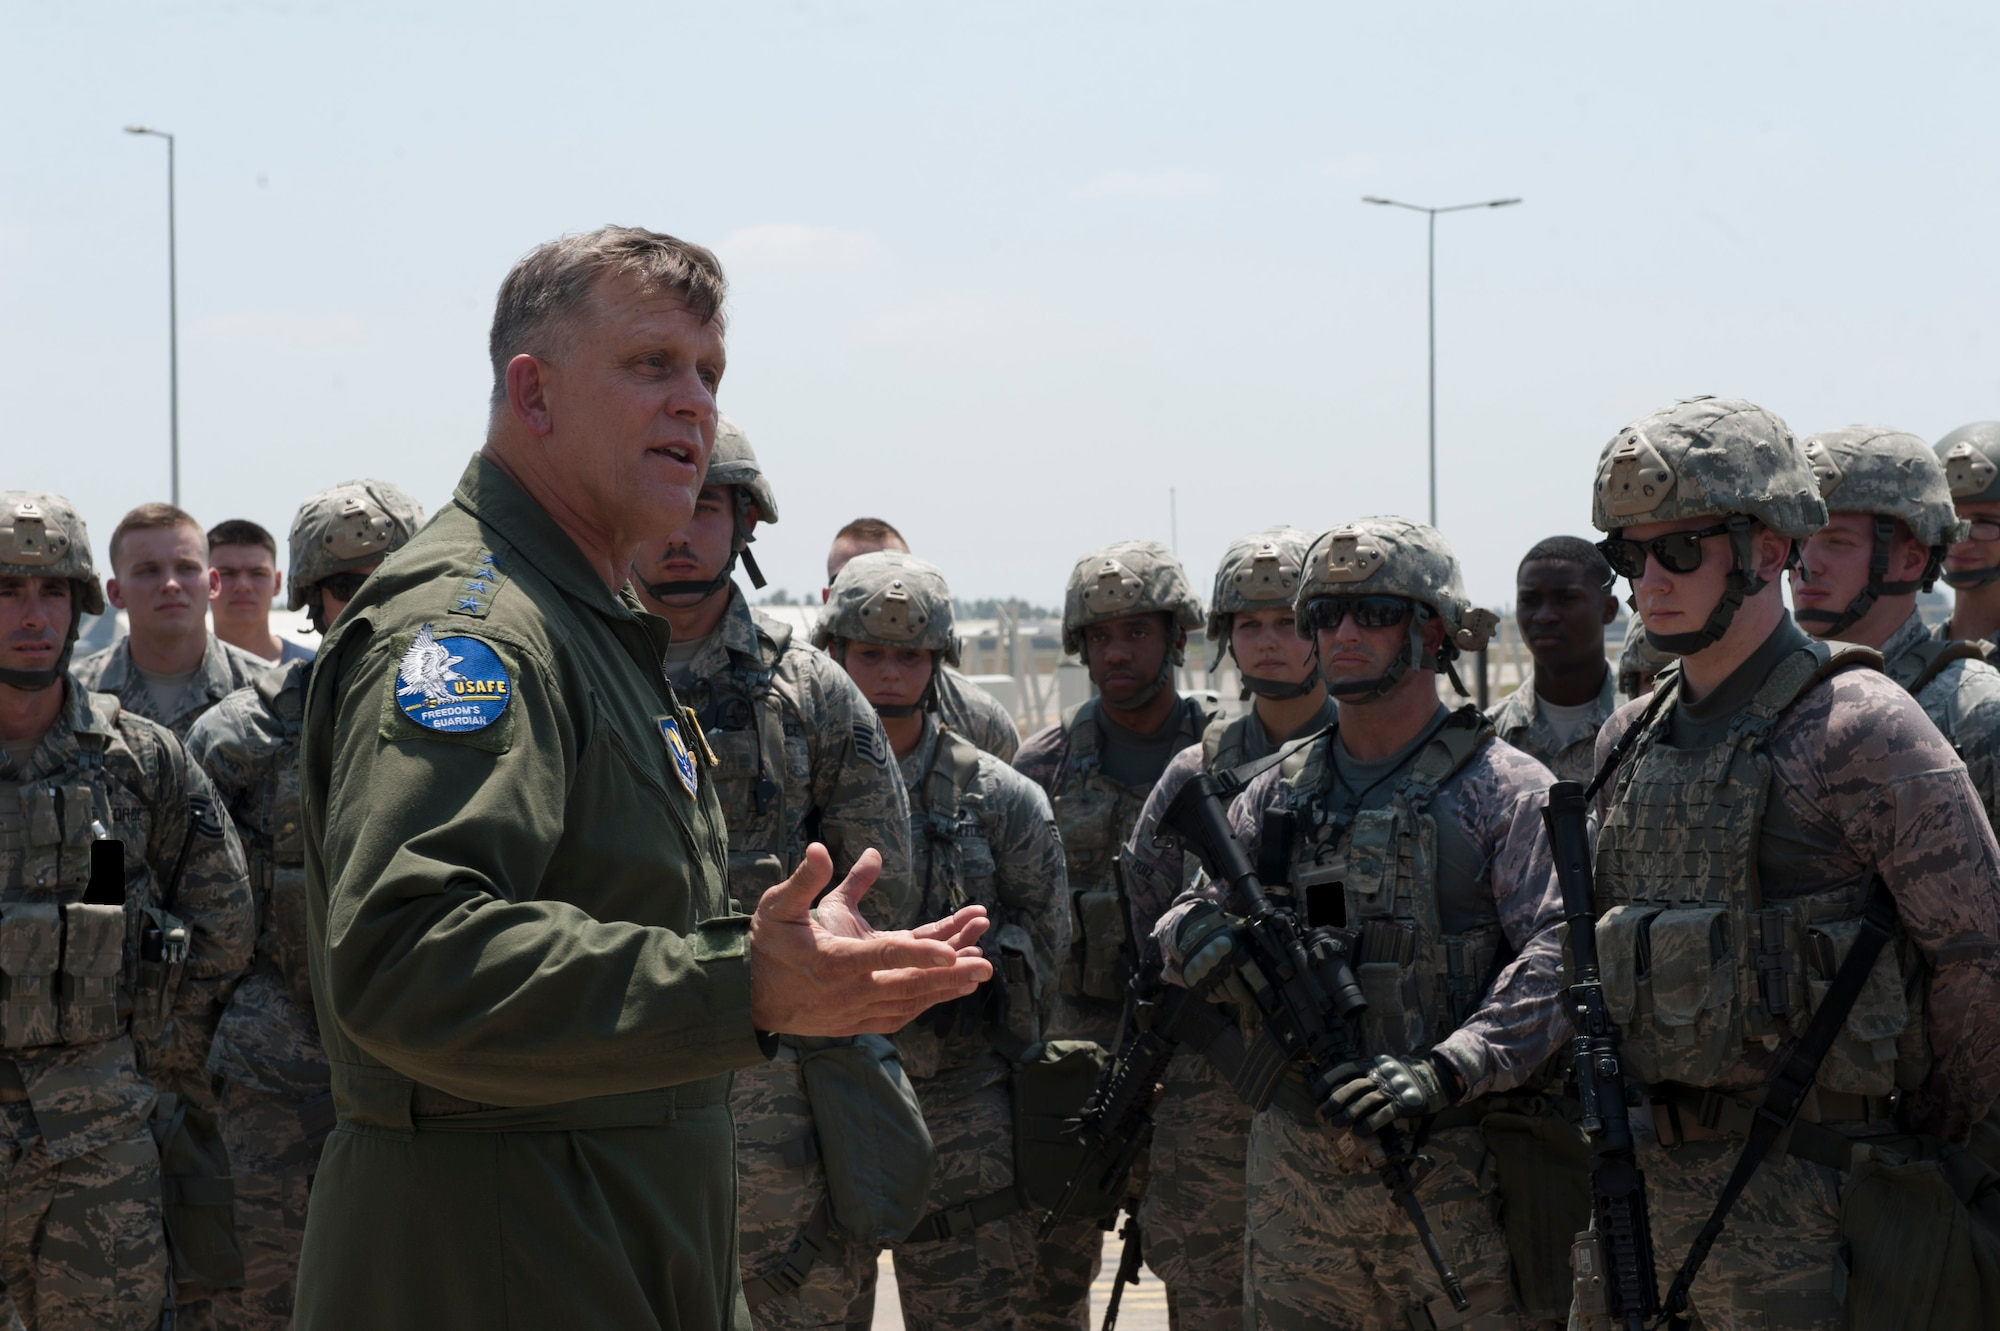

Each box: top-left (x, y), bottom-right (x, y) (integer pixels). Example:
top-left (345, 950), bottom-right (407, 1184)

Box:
top-left (659, 715), bottom-right (700, 796)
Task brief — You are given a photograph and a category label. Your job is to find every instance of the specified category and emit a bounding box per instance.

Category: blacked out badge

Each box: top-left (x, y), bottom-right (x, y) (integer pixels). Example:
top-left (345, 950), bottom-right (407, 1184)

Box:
top-left (396, 624), bottom-right (511, 733)
top-left (659, 715), bottom-right (700, 797)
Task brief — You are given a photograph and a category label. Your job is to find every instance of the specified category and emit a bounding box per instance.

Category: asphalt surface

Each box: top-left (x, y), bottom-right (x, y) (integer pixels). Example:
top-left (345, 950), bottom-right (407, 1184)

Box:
top-left (870, 1233), bottom-right (1171, 1331)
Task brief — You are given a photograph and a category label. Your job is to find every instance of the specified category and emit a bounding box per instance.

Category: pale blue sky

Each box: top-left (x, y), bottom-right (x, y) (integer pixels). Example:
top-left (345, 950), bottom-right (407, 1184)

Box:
top-left (5, 1), bottom-right (1995, 607)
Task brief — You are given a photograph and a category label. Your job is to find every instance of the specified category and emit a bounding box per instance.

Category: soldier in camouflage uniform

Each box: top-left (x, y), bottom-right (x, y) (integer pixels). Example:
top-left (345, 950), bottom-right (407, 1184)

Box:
top-left (1485, 538), bottom-right (1620, 785)
top-left (1012, 540), bottom-right (1214, 1331)
top-left (1615, 615), bottom-right (1673, 701)
top-left (0, 492), bottom-right (255, 1329)
top-left (1935, 421), bottom-right (2000, 651)
top-left (1121, 526), bottom-right (1334, 1330)
top-left (631, 417), bottom-right (916, 1331)
top-left (1787, 425), bottom-right (2000, 827)
top-left (824, 518), bottom-right (1021, 761)
top-left (184, 480), bottom-right (425, 1331)
top-left (74, 505), bottom-right (271, 741)
top-left (1584, 397), bottom-right (2000, 1330)
top-left (816, 551), bottom-right (1068, 1331)
top-left (1151, 517), bottom-right (1568, 1330)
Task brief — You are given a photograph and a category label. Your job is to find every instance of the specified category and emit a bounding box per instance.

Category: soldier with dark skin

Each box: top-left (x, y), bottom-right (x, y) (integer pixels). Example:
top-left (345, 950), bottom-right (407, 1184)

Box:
top-left (1580, 397), bottom-right (2000, 1330)
top-left (186, 481), bottom-right (425, 1331)
top-left (1012, 540), bottom-right (1213, 1331)
top-left (0, 492), bottom-right (255, 1329)
top-left (631, 417), bottom-right (920, 1331)
top-left (1151, 518), bottom-right (1565, 1331)
top-left (1120, 526), bottom-right (1334, 1331)
top-left (1935, 422), bottom-right (2000, 649)
top-left (1485, 538), bottom-right (1620, 785)
top-left (293, 228), bottom-right (990, 1330)
top-left (818, 551), bottom-right (1068, 1331)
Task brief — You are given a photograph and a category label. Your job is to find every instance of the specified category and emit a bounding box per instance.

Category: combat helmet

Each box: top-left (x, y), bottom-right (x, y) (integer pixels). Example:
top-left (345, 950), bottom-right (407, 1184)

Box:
top-left (1617, 614), bottom-right (1677, 700)
top-left (1294, 517), bottom-right (1497, 701)
top-left (288, 480), bottom-right (426, 631)
top-left (814, 551), bottom-right (959, 715)
top-left (1936, 422), bottom-right (2000, 589)
top-left (1795, 425), bottom-right (1964, 635)
top-left (0, 492), bottom-right (105, 690)
top-left (1207, 526), bottom-right (1315, 698)
top-left (1592, 396), bottom-right (1826, 653)
top-left (1061, 540), bottom-right (1204, 708)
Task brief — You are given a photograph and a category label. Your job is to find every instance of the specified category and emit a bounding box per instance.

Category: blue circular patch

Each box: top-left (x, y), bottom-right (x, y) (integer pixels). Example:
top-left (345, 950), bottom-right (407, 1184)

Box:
top-left (395, 627), bottom-right (511, 732)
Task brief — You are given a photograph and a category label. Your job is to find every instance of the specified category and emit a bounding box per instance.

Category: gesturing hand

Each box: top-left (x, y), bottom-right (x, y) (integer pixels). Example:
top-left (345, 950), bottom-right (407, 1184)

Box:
top-left (749, 843), bottom-right (993, 1036)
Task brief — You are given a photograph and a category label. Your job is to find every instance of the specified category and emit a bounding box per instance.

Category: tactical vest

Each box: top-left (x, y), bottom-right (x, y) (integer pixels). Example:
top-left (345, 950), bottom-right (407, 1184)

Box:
top-left (1052, 696), bottom-right (1213, 1005)
top-left (1592, 643), bottom-right (1919, 1097)
top-left (1886, 635), bottom-right (1987, 700)
top-left (684, 615), bottom-right (809, 902)
top-left (1279, 705), bottom-right (1503, 1058)
top-left (1202, 714), bottom-right (1253, 774)
top-left (248, 667), bottom-right (312, 1012)
top-left (0, 695), bottom-right (187, 1061)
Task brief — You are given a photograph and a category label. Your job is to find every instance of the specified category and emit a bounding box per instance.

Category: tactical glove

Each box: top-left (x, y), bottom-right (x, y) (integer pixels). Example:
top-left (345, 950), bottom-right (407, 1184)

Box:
top-left (1324, 1053), bottom-right (1463, 1135)
top-left (1172, 901), bottom-right (1253, 1008)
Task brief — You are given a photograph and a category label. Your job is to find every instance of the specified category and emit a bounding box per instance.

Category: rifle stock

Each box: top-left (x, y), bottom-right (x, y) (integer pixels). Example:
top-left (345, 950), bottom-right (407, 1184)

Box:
top-left (1542, 780), bottom-right (1659, 1330)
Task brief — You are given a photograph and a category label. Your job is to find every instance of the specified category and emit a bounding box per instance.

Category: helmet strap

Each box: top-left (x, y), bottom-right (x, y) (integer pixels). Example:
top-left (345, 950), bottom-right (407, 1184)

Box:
top-left (1116, 657), bottom-right (1177, 711)
top-left (1232, 634), bottom-right (1320, 700)
top-left (1796, 516), bottom-right (1926, 638)
top-left (1643, 516), bottom-right (1782, 654)
top-left (0, 607), bottom-right (80, 692)
top-left (1324, 605), bottom-right (1428, 703)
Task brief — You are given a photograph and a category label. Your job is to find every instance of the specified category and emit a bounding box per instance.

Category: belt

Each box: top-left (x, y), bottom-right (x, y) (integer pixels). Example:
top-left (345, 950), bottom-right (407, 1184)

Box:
top-left (1650, 1081), bottom-right (1896, 1172)
top-left (387, 1077), bottom-right (731, 1133)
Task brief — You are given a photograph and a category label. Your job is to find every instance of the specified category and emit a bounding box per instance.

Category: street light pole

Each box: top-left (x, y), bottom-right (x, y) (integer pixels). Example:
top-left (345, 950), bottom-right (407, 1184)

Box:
top-left (1362, 195), bottom-right (1521, 527)
top-left (125, 125), bottom-right (179, 506)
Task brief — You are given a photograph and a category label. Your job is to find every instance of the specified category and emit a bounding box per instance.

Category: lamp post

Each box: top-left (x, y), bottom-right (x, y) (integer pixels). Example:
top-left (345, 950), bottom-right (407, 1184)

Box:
top-left (124, 125), bottom-right (179, 506)
top-left (1361, 195), bottom-right (1520, 526)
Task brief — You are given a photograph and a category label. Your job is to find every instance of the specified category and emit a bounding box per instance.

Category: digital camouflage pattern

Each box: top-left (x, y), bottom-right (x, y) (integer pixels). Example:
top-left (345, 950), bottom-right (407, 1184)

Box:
top-left (1936, 420), bottom-right (2000, 506)
top-left (1804, 425), bottom-right (1964, 550)
top-left (1617, 619), bottom-right (1676, 701)
top-left (284, 480), bottom-right (427, 611)
top-left (0, 492), bottom-right (106, 615)
top-left (1295, 519), bottom-right (1499, 655)
top-left (1059, 541), bottom-right (1203, 657)
top-left (72, 634), bottom-right (272, 741)
top-left (677, 587), bottom-right (915, 1330)
top-left (887, 719), bottom-right (1067, 1331)
top-left (1206, 526), bottom-right (1313, 644)
top-left (184, 659), bottom-right (324, 1331)
top-left (1879, 611), bottom-right (2000, 831)
top-left (0, 679), bottom-right (254, 1328)
top-left (709, 414), bottom-right (781, 527)
top-left (1591, 396), bottom-right (1827, 539)
top-left (813, 551), bottom-right (961, 661)
top-left (934, 667), bottom-right (1019, 763)
top-left (1149, 719), bottom-right (1567, 1328)
top-left (1591, 643), bottom-right (2000, 1140)
top-left (1484, 668), bottom-right (1618, 785)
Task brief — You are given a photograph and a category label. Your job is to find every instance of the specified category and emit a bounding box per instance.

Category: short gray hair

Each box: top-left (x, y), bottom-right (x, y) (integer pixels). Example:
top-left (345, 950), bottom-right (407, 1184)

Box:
top-left (487, 226), bottom-right (728, 412)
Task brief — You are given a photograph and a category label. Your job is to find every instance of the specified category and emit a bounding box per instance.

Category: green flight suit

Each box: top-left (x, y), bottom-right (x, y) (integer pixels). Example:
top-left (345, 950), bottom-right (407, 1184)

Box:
top-left (296, 455), bottom-right (771, 1330)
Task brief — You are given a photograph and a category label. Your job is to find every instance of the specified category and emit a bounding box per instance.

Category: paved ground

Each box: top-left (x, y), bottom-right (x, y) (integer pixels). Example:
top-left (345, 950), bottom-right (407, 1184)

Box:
top-left (870, 1232), bottom-right (1170, 1331)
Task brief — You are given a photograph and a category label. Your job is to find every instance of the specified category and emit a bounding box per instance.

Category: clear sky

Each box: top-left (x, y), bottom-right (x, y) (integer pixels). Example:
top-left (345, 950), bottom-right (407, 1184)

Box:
top-left (5, 1), bottom-right (1995, 609)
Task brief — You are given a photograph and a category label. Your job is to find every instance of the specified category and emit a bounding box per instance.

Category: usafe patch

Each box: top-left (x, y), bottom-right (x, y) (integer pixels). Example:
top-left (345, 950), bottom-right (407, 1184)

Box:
top-left (395, 624), bottom-right (512, 733)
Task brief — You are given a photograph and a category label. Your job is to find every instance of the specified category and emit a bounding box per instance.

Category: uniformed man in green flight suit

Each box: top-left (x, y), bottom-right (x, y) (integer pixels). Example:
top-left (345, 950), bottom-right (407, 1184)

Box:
top-left (294, 226), bottom-right (995, 1330)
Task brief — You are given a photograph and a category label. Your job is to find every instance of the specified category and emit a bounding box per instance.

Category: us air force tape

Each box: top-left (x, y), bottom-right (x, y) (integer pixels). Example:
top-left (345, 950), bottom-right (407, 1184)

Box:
top-left (394, 623), bottom-right (511, 732)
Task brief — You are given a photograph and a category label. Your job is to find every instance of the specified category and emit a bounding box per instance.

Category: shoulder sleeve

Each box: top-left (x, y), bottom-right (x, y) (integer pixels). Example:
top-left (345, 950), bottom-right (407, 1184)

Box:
top-left (796, 653), bottom-right (915, 929)
top-left (1122, 744), bottom-right (1204, 941)
top-left (980, 760), bottom-right (1067, 1028)
top-left (309, 618), bottom-right (765, 1105)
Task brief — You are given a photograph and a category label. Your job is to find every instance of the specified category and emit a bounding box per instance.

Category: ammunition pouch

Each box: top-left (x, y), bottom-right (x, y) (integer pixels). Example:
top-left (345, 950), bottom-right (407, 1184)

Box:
top-left (1011, 1038), bottom-right (1116, 1217)
top-left (149, 1091), bottom-right (245, 1295)
top-left (131, 905), bottom-right (190, 1061)
top-left (0, 903), bottom-right (62, 1048)
top-left (1071, 888), bottom-right (1128, 1004)
top-left (59, 902), bottom-right (124, 1045)
top-left (795, 1035), bottom-right (935, 1247)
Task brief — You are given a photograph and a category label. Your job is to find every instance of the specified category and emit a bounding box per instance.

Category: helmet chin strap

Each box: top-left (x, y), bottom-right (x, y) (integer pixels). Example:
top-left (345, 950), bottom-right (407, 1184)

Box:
top-left (1233, 637), bottom-right (1321, 700)
top-left (1115, 657), bottom-right (1177, 710)
top-left (1943, 562), bottom-right (2000, 590)
top-left (1794, 516), bottom-right (1932, 639)
top-left (830, 642), bottom-right (938, 717)
top-left (637, 490), bottom-right (766, 599)
top-left (0, 611), bottom-right (81, 692)
top-left (1642, 516), bottom-right (1786, 656)
top-left (1324, 607), bottom-right (1429, 703)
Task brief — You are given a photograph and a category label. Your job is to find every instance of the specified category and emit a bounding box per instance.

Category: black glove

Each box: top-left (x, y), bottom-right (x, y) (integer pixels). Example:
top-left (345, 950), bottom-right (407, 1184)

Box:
top-left (1324, 1053), bottom-right (1463, 1134)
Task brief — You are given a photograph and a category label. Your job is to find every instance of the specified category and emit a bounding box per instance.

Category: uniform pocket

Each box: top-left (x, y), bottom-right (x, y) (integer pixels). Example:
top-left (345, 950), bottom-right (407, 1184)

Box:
top-left (1074, 889), bottom-right (1127, 1002)
top-left (0, 904), bottom-right (61, 1048)
top-left (59, 903), bottom-right (125, 1045)
top-left (1805, 917), bottom-right (1909, 1097)
top-left (1357, 961), bottom-right (1426, 1056)
top-left (1641, 906), bottom-right (1738, 1085)
top-left (1344, 810), bottom-right (1399, 916)
top-left (1593, 904), bottom-right (1659, 1029)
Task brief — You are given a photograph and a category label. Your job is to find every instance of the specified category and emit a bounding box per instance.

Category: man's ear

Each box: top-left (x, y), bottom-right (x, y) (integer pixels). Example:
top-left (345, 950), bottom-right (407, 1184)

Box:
top-left (273, 570), bottom-right (284, 600)
top-left (1600, 591), bottom-right (1620, 626)
top-left (105, 578), bottom-right (126, 611)
top-left (206, 567), bottom-right (222, 601)
top-left (1421, 614), bottom-right (1448, 653)
top-left (1891, 532), bottom-right (1930, 583)
top-left (1753, 526), bottom-right (1794, 583)
top-left (506, 354), bottom-right (556, 437)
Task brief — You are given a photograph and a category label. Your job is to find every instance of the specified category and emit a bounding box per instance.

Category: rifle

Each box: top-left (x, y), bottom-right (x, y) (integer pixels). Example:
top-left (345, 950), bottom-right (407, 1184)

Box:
top-left (1100, 1211), bottom-right (1146, 1331)
top-left (1158, 768), bottom-right (1470, 1313)
top-left (1542, 780), bottom-right (1658, 1330)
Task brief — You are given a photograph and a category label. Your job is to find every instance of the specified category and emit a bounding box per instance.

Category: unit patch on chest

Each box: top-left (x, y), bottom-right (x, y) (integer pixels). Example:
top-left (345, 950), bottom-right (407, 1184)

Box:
top-left (395, 624), bottom-right (511, 733)
top-left (658, 714), bottom-right (700, 796)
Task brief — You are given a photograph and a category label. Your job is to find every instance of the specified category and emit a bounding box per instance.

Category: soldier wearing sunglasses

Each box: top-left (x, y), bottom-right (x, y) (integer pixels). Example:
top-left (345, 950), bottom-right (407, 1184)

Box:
top-left (1149, 517), bottom-right (1571, 1328)
top-left (1787, 426), bottom-right (2000, 828)
top-left (1584, 396), bottom-right (2000, 1329)
top-left (1935, 421), bottom-right (2000, 650)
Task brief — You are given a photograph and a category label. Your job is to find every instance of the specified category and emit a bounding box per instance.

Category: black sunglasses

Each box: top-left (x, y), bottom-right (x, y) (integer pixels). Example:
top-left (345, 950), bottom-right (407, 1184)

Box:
top-left (1299, 594), bottom-right (1413, 633)
top-left (1596, 522), bottom-right (1734, 579)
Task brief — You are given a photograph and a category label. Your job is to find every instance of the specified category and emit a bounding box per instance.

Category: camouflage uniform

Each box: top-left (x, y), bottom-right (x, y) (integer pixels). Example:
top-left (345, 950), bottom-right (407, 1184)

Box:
top-left (74, 633), bottom-right (271, 741)
top-left (1011, 540), bottom-right (1211, 1331)
top-left (817, 551), bottom-right (1068, 1331)
top-left (1484, 668), bottom-right (1616, 785)
top-left (183, 480), bottom-right (425, 1331)
top-left (1585, 399), bottom-right (2000, 1330)
top-left (1935, 421), bottom-right (2000, 652)
top-left (0, 493), bottom-right (255, 1329)
top-left (936, 666), bottom-right (1020, 763)
top-left (1151, 519), bottom-right (1565, 1330)
top-left (1615, 619), bottom-right (1675, 702)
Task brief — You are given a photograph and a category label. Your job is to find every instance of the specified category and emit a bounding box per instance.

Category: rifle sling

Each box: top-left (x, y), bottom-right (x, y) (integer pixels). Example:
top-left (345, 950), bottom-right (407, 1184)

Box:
top-left (1658, 880), bottom-right (1899, 1324)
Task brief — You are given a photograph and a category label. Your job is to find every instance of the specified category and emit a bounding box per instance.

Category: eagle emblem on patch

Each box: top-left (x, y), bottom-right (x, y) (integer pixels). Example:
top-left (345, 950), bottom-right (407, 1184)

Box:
top-left (396, 624), bottom-right (511, 732)
top-left (659, 715), bottom-right (700, 796)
